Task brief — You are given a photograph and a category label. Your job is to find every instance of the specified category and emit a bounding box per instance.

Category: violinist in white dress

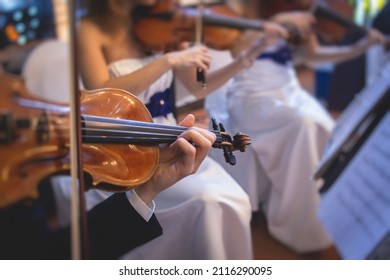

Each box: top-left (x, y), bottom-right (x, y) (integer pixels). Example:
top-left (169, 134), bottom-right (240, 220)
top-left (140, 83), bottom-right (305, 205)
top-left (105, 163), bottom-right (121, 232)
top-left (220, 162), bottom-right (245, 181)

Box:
top-left (206, 10), bottom-right (386, 252)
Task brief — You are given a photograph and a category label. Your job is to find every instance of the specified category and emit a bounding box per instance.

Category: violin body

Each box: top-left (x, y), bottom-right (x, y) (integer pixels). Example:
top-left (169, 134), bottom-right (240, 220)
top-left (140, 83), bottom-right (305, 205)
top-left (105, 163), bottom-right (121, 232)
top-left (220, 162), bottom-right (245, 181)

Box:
top-left (0, 73), bottom-right (158, 208)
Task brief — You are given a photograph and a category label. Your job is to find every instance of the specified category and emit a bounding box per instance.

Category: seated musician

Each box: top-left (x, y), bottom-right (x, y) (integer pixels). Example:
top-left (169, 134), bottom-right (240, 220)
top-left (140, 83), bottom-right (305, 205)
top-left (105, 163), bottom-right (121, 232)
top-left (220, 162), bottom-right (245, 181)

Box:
top-left (205, 0), bottom-right (386, 253)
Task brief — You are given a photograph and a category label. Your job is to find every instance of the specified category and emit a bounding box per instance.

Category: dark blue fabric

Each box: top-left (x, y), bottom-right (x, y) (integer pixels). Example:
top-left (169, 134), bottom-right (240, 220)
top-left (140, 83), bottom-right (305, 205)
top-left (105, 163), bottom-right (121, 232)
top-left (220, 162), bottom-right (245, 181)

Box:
top-left (0, 190), bottom-right (162, 259)
top-left (257, 45), bottom-right (293, 66)
top-left (145, 87), bottom-right (173, 118)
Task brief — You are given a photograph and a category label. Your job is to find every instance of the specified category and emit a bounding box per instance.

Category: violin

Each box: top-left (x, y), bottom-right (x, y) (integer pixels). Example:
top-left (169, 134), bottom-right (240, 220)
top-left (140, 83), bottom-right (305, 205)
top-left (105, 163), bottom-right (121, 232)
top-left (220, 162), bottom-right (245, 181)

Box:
top-left (132, 0), bottom-right (265, 52)
top-left (0, 73), bottom-right (251, 208)
top-left (260, 0), bottom-right (373, 45)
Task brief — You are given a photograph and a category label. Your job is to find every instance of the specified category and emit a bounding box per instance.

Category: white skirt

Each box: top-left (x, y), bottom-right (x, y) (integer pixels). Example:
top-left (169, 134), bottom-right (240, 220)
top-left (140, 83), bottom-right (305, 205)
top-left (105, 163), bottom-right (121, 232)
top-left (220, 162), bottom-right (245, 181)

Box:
top-left (225, 73), bottom-right (336, 252)
top-left (121, 156), bottom-right (253, 259)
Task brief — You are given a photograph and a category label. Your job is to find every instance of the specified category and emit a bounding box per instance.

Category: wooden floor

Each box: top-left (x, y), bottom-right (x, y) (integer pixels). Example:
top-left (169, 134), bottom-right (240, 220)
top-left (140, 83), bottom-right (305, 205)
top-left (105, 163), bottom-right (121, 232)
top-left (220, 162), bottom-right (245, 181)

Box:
top-left (250, 211), bottom-right (340, 260)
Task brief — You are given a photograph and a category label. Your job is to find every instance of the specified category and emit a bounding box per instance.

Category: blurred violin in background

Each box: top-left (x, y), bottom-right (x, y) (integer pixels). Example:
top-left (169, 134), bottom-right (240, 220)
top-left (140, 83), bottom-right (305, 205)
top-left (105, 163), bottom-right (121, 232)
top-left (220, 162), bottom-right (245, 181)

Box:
top-left (132, 0), bottom-right (267, 52)
top-left (259, 0), bottom-right (382, 45)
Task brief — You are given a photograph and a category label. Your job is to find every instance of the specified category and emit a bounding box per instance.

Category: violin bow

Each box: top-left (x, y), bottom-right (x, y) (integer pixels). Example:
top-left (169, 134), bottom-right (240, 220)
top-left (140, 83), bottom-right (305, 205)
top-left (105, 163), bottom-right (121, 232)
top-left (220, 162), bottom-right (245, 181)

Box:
top-left (196, 0), bottom-right (206, 89)
top-left (66, 0), bottom-right (90, 259)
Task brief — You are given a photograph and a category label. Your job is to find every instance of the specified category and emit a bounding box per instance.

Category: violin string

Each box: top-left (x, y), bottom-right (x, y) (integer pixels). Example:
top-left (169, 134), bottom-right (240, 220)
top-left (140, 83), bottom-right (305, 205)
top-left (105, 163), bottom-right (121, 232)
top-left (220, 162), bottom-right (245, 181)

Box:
top-left (83, 127), bottom-right (182, 141)
top-left (52, 125), bottom-right (220, 139)
top-left (83, 115), bottom-right (188, 133)
top-left (50, 120), bottom-right (223, 144)
top-left (59, 128), bottom-right (223, 143)
top-left (52, 126), bottom-right (181, 141)
top-left (52, 119), bottom-right (185, 135)
top-left (52, 114), bottom-right (221, 132)
top-left (52, 115), bottom-right (222, 139)
top-left (82, 135), bottom-right (178, 144)
top-left (83, 121), bottom-right (185, 136)
top-left (51, 129), bottom-right (223, 145)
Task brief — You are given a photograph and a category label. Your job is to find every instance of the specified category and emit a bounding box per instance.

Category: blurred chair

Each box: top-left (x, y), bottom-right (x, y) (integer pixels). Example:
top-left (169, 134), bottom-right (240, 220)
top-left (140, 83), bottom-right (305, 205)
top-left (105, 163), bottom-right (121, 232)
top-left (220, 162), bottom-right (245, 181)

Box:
top-left (22, 39), bottom-right (72, 103)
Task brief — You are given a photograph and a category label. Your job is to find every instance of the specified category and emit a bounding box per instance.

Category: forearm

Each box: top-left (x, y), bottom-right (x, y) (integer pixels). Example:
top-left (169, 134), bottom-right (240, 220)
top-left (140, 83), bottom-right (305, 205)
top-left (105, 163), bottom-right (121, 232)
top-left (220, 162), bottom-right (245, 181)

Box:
top-left (178, 57), bottom-right (246, 99)
top-left (301, 41), bottom-right (370, 66)
top-left (95, 55), bottom-right (174, 96)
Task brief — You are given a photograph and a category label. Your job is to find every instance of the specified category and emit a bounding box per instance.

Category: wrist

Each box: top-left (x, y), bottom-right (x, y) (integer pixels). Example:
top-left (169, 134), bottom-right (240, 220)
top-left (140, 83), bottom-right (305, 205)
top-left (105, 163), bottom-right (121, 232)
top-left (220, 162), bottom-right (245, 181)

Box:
top-left (237, 53), bottom-right (254, 69)
top-left (127, 189), bottom-right (155, 221)
top-left (163, 53), bottom-right (177, 69)
top-left (134, 183), bottom-right (158, 206)
top-left (270, 14), bottom-right (284, 24)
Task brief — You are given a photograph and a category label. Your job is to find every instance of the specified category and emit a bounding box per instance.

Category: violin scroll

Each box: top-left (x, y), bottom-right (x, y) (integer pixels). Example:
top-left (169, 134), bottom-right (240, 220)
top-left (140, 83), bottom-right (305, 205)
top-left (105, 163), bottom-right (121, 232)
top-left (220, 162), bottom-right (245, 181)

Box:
top-left (232, 132), bottom-right (251, 152)
top-left (211, 118), bottom-right (251, 166)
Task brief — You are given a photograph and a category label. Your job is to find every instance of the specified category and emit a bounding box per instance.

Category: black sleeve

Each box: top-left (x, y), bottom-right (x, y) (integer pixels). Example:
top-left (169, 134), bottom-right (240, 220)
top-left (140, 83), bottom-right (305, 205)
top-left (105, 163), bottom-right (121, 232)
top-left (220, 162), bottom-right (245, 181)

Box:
top-left (1, 193), bottom-right (162, 259)
top-left (0, 199), bottom-right (55, 259)
top-left (86, 192), bottom-right (163, 259)
top-left (373, 3), bottom-right (390, 35)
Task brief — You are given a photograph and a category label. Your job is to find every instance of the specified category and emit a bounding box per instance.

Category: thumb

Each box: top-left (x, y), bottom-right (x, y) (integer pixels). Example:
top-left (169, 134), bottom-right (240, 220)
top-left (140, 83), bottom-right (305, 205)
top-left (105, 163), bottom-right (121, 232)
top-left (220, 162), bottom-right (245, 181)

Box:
top-left (179, 41), bottom-right (191, 50)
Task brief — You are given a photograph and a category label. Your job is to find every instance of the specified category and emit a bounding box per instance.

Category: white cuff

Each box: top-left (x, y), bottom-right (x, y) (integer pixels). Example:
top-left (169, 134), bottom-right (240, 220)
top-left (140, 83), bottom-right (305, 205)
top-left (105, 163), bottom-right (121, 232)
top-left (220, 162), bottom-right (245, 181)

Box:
top-left (126, 189), bottom-right (155, 222)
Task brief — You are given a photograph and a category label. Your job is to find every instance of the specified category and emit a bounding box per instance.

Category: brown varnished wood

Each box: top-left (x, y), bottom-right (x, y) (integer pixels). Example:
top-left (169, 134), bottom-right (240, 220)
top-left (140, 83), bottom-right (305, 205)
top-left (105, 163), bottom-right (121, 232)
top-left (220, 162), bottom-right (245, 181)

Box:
top-left (79, 88), bottom-right (159, 190)
top-left (0, 73), bottom-right (158, 208)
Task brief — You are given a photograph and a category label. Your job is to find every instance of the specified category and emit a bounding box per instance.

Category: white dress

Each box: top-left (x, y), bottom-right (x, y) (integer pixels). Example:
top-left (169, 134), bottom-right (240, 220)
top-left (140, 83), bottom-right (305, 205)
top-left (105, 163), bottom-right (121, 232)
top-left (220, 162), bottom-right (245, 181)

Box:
top-left (65, 55), bottom-right (253, 259)
top-left (206, 42), bottom-right (336, 253)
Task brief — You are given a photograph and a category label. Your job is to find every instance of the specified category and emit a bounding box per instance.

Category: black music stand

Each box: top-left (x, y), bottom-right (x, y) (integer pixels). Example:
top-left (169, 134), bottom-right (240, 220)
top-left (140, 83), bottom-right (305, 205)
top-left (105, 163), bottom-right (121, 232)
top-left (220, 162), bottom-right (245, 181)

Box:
top-left (315, 62), bottom-right (390, 259)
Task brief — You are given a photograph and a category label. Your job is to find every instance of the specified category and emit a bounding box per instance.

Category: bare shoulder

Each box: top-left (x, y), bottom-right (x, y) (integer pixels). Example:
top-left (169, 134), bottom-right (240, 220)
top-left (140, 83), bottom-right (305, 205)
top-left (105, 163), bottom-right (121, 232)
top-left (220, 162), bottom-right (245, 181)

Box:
top-left (79, 17), bottom-right (101, 36)
top-left (78, 17), bottom-right (109, 44)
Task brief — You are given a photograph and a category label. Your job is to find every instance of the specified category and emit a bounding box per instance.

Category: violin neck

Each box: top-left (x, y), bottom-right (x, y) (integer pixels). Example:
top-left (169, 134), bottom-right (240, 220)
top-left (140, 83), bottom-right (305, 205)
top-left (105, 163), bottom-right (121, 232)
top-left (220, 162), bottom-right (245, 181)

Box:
top-left (202, 12), bottom-right (263, 31)
top-left (81, 114), bottom-right (223, 146)
top-left (314, 5), bottom-right (367, 35)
